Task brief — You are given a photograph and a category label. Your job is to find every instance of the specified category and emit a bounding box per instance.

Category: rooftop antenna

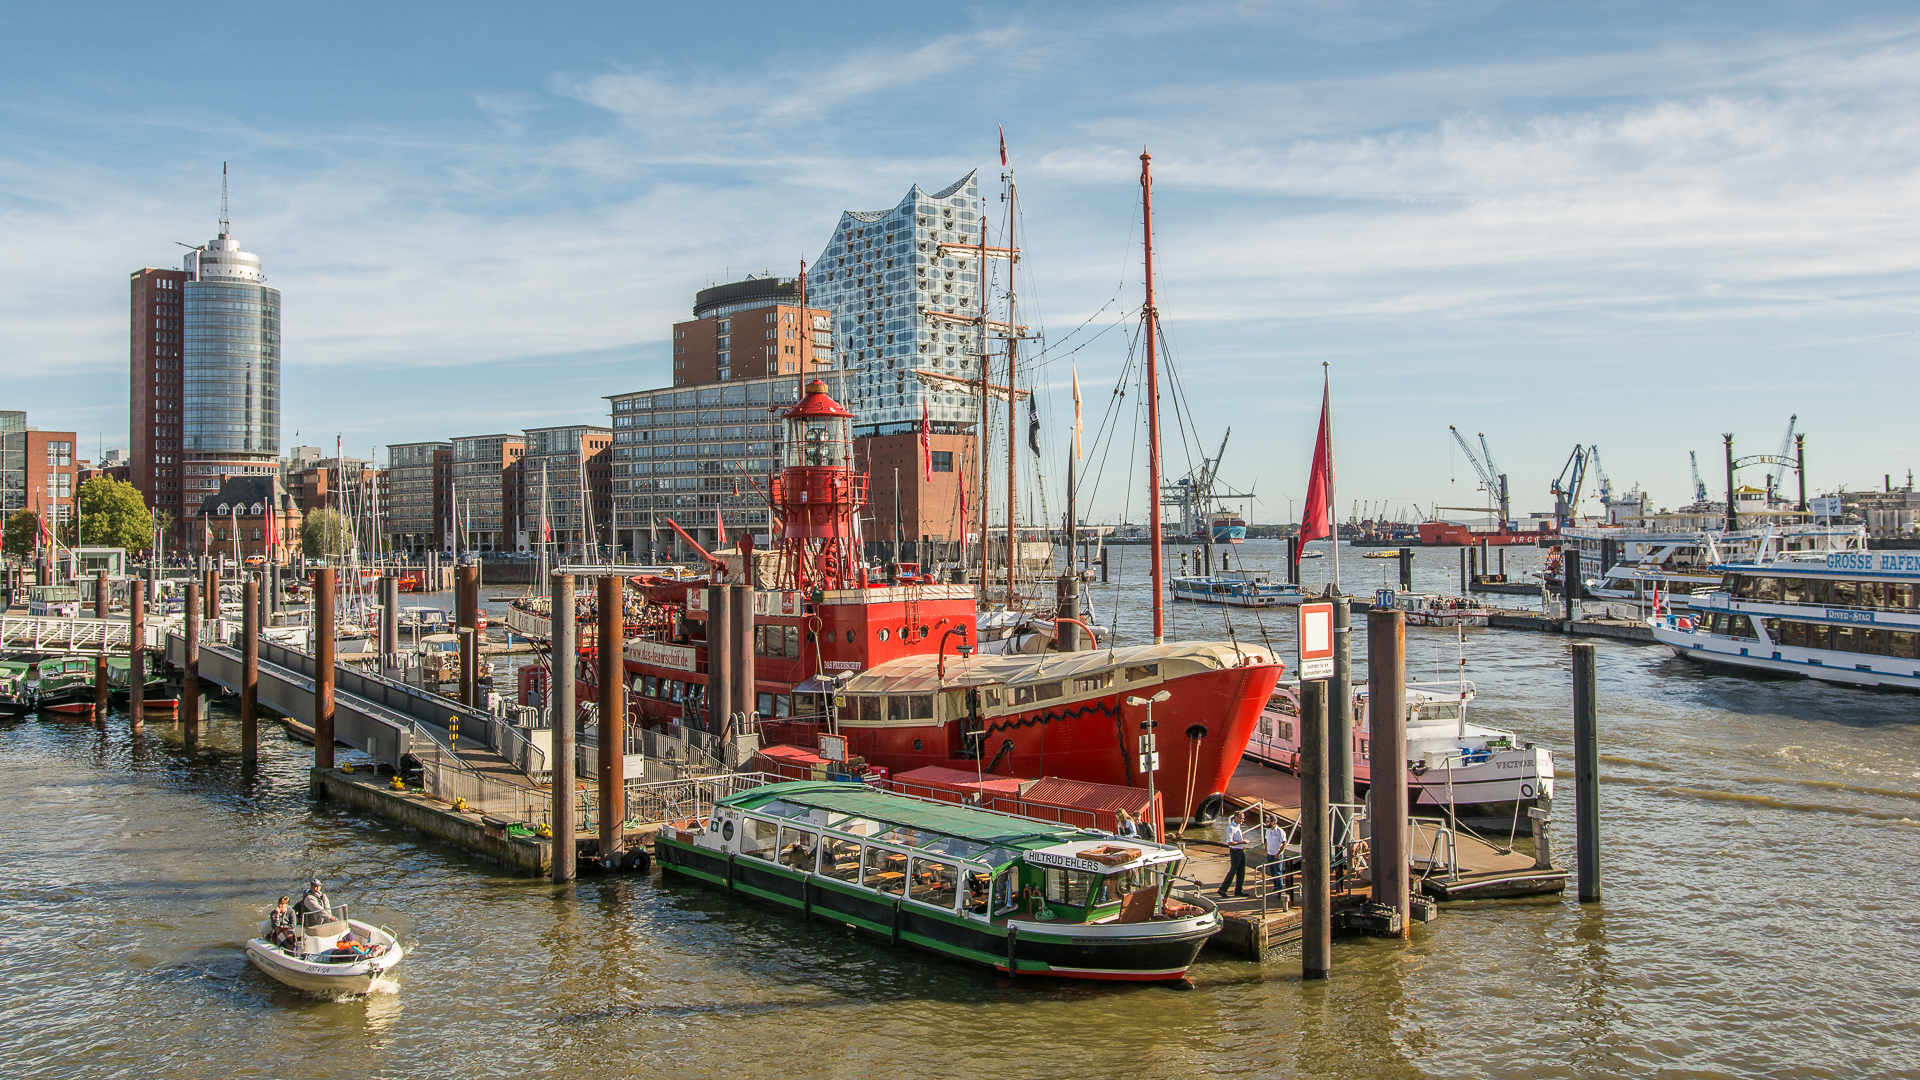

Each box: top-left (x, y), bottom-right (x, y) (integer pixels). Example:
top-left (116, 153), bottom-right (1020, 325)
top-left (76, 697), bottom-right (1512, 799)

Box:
top-left (220, 161), bottom-right (229, 235)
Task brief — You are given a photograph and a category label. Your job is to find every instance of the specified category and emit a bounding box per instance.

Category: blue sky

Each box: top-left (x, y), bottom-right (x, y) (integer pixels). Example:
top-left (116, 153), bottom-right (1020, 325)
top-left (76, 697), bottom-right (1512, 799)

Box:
top-left (3, 2), bottom-right (1917, 524)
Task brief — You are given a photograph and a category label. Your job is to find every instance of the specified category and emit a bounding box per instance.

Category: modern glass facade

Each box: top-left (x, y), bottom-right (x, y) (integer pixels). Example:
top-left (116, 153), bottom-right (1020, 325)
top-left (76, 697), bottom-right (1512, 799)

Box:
top-left (608, 372), bottom-right (847, 554)
top-left (0, 410), bottom-right (25, 514)
top-left (809, 171), bottom-right (983, 437)
top-left (182, 279), bottom-right (280, 455)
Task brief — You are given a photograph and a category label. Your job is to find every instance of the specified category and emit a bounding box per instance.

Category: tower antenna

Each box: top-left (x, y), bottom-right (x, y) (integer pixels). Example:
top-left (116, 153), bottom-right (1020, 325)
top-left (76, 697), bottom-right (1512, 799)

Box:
top-left (220, 161), bottom-right (229, 234)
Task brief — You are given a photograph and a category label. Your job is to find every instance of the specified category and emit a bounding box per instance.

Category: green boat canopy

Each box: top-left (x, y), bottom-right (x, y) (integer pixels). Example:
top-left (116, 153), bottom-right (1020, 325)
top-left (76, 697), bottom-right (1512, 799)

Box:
top-left (724, 782), bottom-right (1092, 849)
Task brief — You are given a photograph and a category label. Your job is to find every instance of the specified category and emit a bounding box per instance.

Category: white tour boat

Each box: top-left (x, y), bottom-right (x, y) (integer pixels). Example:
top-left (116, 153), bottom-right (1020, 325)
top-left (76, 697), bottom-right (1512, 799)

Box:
top-left (1245, 679), bottom-right (1555, 832)
top-left (246, 904), bottom-right (404, 996)
top-left (1170, 569), bottom-right (1307, 607)
top-left (1564, 523), bottom-right (1867, 606)
top-left (1649, 549), bottom-right (1920, 690)
top-left (1371, 589), bottom-right (1492, 627)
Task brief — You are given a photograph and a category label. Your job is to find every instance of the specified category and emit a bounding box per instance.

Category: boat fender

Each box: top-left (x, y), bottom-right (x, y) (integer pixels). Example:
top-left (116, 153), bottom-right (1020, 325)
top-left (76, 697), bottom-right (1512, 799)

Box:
top-left (1005, 924), bottom-right (1018, 977)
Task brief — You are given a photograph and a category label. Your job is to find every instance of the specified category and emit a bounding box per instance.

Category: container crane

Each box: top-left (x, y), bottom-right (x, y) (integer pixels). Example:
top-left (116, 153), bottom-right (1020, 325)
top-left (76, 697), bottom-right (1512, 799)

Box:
top-left (1689, 451), bottom-right (1709, 505)
top-left (1767, 415), bottom-right (1798, 503)
top-left (1550, 445), bottom-right (1593, 528)
top-left (1448, 426), bottom-right (1511, 529)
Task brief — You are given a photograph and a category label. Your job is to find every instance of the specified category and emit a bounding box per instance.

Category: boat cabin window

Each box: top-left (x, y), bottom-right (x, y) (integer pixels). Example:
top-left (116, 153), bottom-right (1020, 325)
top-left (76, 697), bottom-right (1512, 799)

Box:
top-left (1124, 664), bottom-right (1159, 682)
top-left (1095, 866), bottom-right (1156, 907)
top-left (855, 695), bottom-right (881, 722)
top-left (922, 836), bottom-right (989, 860)
top-left (1779, 620), bottom-right (1806, 648)
top-left (994, 870), bottom-right (1020, 916)
top-left (1887, 582), bottom-right (1917, 611)
top-left (887, 694), bottom-right (933, 721)
top-left (792, 694), bottom-right (819, 717)
top-left (1806, 623), bottom-right (1832, 650)
top-left (777, 826), bottom-right (819, 871)
top-left (1781, 578), bottom-right (1815, 604)
top-left (874, 825), bottom-right (931, 847)
top-left (1412, 702), bottom-right (1461, 722)
top-left (1034, 681), bottom-right (1064, 702)
top-left (1831, 581), bottom-right (1859, 608)
top-left (739, 817), bottom-right (780, 860)
top-left (1043, 867), bottom-right (1097, 908)
top-left (820, 837), bottom-right (861, 881)
top-left (1012, 685), bottom-right (1034, 706)
top-left (861, 846), bottom-right (907, 894)
top-left (1892, 631), bottom-right (1920, 660)
top-left (641, 675), bottom-right (659, 698)
top-left (982, 688), bottom-right (1000, 708)
top-left (963, 869), bottom-right (992, 915)
top-left (827, 815), bottom-right (883, 836)
top-left (1072, 673), bottom-right (1112, 694)
top-left (907, 858), bottom-right (959, 909)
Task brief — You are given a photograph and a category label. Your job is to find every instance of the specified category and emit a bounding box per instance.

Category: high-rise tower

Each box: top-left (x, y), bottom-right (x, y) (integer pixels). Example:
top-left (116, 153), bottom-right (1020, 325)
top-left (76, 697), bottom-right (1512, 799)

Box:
top-left (132, 169), bottom-right (282, 548)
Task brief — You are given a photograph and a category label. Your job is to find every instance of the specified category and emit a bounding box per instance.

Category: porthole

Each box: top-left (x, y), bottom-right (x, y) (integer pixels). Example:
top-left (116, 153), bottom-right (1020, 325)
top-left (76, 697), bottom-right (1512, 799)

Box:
top-left (913, 739), bottom-right (924, 751)
top-left (846, 629), bottom-right (855, 644)
top-left (878, 628), bottom-right (890, 642)
top-left (918, 625), bottom-right (929, 640)
top-left (722, 820), bottom-right (735, 842)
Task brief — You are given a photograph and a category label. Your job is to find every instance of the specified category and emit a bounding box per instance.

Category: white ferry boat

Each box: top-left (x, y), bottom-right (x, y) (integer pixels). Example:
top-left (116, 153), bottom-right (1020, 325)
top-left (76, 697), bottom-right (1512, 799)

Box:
top-left (1170, 570), bottom-right (1306, 607)
top-left (1371, 589), bottom-right (1491, 627)
top-left (1564, 523), bottom-right (1867, 606)
top-left (1244, 680), bottom-right (1555, 832)
top-left (1649, 549), bottom-right (1920, 690)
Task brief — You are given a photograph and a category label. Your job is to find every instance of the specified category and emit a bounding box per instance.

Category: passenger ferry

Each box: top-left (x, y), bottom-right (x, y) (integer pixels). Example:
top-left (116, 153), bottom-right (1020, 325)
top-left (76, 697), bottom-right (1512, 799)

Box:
top-left (1563, 523), bottom-right (1867, 606)
top-left (1372, 589), bottom-right (1492, 627)
top-left (1649, 550), bottom-right (1920, 690)
top-left (1245, 681), bottom-right (1554, 832)
top-left (1169, 569), bottom-right (1305, 607)
top-left (654, 780), bottom-right (1223, 982)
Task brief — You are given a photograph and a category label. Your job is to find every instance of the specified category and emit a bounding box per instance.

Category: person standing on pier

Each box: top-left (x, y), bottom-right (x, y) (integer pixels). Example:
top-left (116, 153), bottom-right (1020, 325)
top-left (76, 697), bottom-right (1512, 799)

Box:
top-left (1217, 814), bottom-right (1249, 898)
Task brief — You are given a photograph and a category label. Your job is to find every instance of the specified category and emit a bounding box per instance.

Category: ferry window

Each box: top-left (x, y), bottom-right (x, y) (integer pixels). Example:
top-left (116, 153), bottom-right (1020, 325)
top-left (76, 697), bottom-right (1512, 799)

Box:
top-left (1782, 578), bottom-right (1813, 604)
top-left (1806, 624), bottom-right (1831, 650)
top-left (777, 826), bottom-right (819, 871)
top-left (1805, 579), bottom-right (1831, 605)
top-left (1043, 867), bottom-right (1096, 908)
top-left (857, 695), bottom-right (882, 722)
top-left (1857, 583), bottom-right (1884, 609)
top-left (740, 816), bottom-right (780, 860)
top-left (821, 838), bottom-right (862, 881)
top-left (1733, 577), bottom-right (1756, 598)
top-left (1890, 631), bottom-right (1919, 660)
top-left (1284, 721), bottom-right (1295, 742)
top-left (1832, 625), bottom-right (1859, 653)
top-left (888, 694), bottom-right (932, 720)
top-left (1035, 681), bottom-right (1064, 701)
top-left (1096, 867), bottom-right (1152, 907)
top-left (1831, 581), bottom-right (1859, 607)
top-left (1762, 618), bottom-right (1781, 642)
top-left (1752, 577), bottom-right (1782, 602)
top-left (667, 681), bottom-right (685, 703)
top-left (908, 859), bottom-right (959, 909)
top-left (862, 846), bottom-right (907, 894)
top-left (1258, 717), bottom-right (1272, 737)
top-left (964, 869), bottom-right (992, 915)
top-left (1728, 615), bottom-right (1755, 640)
top-left (1012, 685), bottom-right (1035, 705)
top-left (786, 626), bottom-right (801, 656)
top-left (993, 870), bottom-right (1019, 916)
top-left (642, 675), bottom-right (659, 698)
top-left (1890, 583), bottom-right (1917, 611)
top-left (1779, 621), bottom-right (1807, 648)
top-left (1862, 628), bottom-right (1889, 655)
top-left (1124, 664), bottom-right (1159, 682)
top-left (1720, 574), bottom-right (1739, 592)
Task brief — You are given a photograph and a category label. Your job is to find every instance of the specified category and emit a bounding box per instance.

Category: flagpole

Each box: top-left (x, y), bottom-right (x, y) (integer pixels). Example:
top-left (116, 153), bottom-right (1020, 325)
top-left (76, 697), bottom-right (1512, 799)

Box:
top-left (1325, 361), bottom-right (1339, 592)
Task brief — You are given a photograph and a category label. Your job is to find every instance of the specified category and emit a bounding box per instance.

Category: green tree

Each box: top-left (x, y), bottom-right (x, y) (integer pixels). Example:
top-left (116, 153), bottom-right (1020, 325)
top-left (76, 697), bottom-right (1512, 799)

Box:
top-left (3, 509), bottom-right (41, 559)
top-left (300, 507), bottom-right (353, 558)
top-left (59, 477), bottom-right (155, 551)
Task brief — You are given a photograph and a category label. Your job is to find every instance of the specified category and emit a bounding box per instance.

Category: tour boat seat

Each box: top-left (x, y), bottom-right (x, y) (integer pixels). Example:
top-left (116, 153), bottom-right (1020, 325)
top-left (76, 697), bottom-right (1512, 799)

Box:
top-left (302, 919), bottom-right (348, 940)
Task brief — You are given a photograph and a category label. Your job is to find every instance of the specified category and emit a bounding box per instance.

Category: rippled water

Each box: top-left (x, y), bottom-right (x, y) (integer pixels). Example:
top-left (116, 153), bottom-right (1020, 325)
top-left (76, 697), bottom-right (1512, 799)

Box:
top-left (3, 542), bottom-right (1918, 1079)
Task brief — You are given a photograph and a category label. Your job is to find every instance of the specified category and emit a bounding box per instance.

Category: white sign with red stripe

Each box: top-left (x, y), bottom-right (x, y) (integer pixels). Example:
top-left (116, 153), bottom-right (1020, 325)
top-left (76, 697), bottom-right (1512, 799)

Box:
top-left (1298, 601), bottom-right (1334, 680)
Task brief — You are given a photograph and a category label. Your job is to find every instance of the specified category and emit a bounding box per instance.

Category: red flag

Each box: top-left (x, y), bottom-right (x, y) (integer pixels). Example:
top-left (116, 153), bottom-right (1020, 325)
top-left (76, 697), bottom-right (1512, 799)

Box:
top-left (959, 474), bottom-right (968, 528)
top-left (998, 126), bottom-right (1007, 166)
top-left (716, 508), bottom-right (728, 547)
top-left (1296, 373), bottom-right (1334, 560)
top-left (920, 401), bottom-right (933, 481)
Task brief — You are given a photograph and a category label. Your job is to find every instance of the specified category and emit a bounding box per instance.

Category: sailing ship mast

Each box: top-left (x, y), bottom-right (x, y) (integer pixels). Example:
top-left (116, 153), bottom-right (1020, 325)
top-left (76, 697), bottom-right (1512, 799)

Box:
top-left (974, 192), bottom-right (991, 579)
top-left (1141, 150), bottom-right (1165, 644)
top-left (1003, 169), bottom-right (1020, 604)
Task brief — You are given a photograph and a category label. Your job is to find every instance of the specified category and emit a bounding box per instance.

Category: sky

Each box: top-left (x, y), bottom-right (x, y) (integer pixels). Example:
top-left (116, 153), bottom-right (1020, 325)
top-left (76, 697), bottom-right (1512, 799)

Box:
top-left (2, 1), bottom-right (1917, 526)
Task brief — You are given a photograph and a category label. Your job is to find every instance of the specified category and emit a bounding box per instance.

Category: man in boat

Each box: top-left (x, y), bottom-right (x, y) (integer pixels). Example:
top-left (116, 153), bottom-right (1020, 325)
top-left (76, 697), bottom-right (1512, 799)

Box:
top-left (295, 878), bottom-right (331, 924)
top-left (269, 896), bottom-right (297, 949)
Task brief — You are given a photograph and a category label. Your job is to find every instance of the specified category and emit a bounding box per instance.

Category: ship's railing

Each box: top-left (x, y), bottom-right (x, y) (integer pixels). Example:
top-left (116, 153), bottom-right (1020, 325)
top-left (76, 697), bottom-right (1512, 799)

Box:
top-left (593, 771), bottom-right (777, 831)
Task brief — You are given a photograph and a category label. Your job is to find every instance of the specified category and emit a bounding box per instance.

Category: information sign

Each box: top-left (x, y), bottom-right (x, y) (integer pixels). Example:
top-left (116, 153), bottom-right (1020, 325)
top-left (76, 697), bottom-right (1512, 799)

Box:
top-left (1298, 601), bottom-right (1334, 680)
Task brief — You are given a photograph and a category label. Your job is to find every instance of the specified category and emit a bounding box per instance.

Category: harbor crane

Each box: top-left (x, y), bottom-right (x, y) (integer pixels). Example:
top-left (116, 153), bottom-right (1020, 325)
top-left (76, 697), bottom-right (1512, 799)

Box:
top-left (1448, 426), bottom-right (1511, 529)
top-left (1689, 451), bottom-right (1709, 505)
top-left (1766, 415), bottom-right (1798, 502)
top-left (1551, 444), bottom-right (1595, 528)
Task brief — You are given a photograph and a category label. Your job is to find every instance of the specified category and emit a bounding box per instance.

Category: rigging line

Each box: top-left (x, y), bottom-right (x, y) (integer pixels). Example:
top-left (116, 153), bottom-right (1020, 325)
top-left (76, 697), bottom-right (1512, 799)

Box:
top-left (1073, 318), bottom-right (1145, 516)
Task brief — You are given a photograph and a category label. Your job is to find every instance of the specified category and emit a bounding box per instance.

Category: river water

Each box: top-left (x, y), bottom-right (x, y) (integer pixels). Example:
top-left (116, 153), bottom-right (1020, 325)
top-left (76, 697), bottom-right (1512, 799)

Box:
top-left (3, 541), bottom-right (1917, 1079)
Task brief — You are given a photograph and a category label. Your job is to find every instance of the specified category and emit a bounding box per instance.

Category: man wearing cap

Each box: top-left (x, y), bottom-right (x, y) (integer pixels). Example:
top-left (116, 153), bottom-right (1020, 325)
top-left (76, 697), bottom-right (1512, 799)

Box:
top-left (294, 878), bottom-right (331, 922)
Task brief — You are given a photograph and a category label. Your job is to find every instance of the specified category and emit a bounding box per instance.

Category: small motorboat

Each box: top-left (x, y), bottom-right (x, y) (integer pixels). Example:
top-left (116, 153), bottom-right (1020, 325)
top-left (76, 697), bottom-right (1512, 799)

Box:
top-left (246, 903), bottom-right (404, 997)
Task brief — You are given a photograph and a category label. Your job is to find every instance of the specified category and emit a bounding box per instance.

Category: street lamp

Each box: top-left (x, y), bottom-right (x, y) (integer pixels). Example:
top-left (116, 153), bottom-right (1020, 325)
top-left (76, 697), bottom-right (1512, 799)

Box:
top-left (1125, 689), bottom-right (1172, 841)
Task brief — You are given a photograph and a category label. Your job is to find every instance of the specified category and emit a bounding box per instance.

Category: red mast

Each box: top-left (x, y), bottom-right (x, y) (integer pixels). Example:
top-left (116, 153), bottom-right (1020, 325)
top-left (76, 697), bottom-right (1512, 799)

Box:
top-left (1141, 150), bottom-right (1165, 644)
top-left (771, 379), bottom-right (867, 592)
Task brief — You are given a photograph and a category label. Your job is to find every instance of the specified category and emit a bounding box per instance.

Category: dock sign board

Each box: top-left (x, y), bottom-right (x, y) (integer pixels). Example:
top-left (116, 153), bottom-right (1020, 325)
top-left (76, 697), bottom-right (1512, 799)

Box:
top-left (1298, 601), bottom-right (1334, 680)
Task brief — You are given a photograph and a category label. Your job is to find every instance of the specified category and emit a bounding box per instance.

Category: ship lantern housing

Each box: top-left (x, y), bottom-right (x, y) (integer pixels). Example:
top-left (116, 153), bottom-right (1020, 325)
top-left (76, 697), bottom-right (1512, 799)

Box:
top-left (771, 380), bottom-right (866, 589)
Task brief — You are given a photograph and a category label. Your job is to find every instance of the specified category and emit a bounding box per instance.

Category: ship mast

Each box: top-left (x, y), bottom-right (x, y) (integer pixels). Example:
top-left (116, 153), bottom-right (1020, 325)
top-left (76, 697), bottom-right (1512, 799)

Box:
top-left (1004, 170), bottom-right (1019, 605)
top-left (975, 193), bottom-right (991, 578)
top-left (1141, 150), bottom-right (1165, 644)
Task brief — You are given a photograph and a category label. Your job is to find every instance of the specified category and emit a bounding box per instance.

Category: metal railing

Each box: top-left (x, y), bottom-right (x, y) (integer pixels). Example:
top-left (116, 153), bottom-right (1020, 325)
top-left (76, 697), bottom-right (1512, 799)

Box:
top-left (0, 614), bottom-right (135, 655)
top-left (598, 771), bottom-right (775, 831)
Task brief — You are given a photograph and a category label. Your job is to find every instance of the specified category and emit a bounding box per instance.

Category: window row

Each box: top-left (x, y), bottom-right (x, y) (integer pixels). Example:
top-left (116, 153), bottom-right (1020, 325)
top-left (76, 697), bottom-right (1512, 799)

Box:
top-left (1727, 575), bottom-right (1920, 611)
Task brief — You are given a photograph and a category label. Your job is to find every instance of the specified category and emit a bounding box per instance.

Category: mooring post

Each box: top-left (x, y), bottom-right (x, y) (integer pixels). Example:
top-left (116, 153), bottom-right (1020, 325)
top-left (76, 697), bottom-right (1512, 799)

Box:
top-left (1479, 539), bottom-right (1489, 585)
top-left (1099, 544), bottom-right (1110, 584)
top-left (599, 573), bottom-right (626, 868)
top-left (268, 561), bottom-right (280, 619)
top-left (1457, 547), bottom-right (1466, 594)
top-left (729, 582), bottom-right (756, 753)
top-left (314, 568), bottom-right (336, 776)
top-left (129, 588), bottom-right (145, 728)
top-left (706, 582), bottom-right (732, 736)
top-left (241, 578), bottom-right (259, 770)
top-left (380, 575), bottom-right (400, 670)
top-left (1055, 575), bottom-right (1082, 652)
top-left (551, 571), bottom-right (577, 884)
top-left (1398, 547), bottom-right (1413, 591)
top-left (183, 579), bottom-right (201, 745)
top-left (1329, 593), bottom-right (1354, 816)
top-left (204, 568), bottom-right (218, 622)
top-left (1563, 549), bottom-right (1580, 627)
top-left (1367, 607), bottom-right (1409, 935)
top-left (1573, 642), bottom-right (1601, 902)
top-left (1300, 678), bottom-right (1332, 980)
top-left (457, 564), bottom-right (479, 709)
top-left (1498, 547), bottom-right (1506, 578)
top-left (93, 570), bottom-right (110, 720)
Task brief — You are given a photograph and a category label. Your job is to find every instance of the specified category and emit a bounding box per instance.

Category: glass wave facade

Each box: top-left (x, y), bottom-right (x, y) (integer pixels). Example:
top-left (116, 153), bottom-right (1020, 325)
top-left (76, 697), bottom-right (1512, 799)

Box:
top-left (809, 172), bottom-right (983, 437)
top-left (183, 281), bottom-right (281, 456)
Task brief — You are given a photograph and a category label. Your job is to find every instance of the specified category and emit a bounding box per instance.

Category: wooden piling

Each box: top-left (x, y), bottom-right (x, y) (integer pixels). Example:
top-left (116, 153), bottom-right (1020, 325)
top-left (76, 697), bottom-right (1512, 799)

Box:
top-left (1055, 576), bottom-right (1082, 652)
top-left (1573, 642), bottom-right (1601, 903)
top-left (598, 574), bottom-right (626, 867)
top-left (1398, 547), bottom-right (1413, 591)
top-left (730, 583), bottom-right (756, 740)
top-left (1366, 608), bottom-right (1409, 935)
top-left (94, 571), bottom-right (110, 719)
top-left (314, 568), bottom-right (336, 773)
top-left (551, 571), bottom-right (577, 884)
top-left (457, 564), bottom-right (479, 709)
top-left (706, 583), bottom-right (731, 735)
top-left (127, 588), bottom-right (145, 728)
top-left (1100, 545), bottom-right (1110, 583)
top-left (241, 578), bottom-right (259, 769)
top-left (205, 569), bottom-right (218, 622)
top-left (1300, 678), bottom-right (1332, 980)
top-left (381, 575), bottom-right (399, 669)
top-left (183, 580), bottom-right (201, 745)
